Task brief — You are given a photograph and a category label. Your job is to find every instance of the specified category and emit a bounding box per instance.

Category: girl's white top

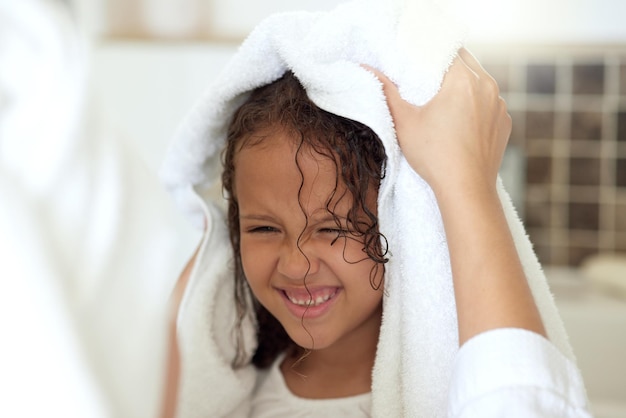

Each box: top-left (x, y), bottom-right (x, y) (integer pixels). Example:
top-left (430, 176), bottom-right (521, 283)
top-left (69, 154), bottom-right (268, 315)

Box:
top-left (249, 329), bottom-right (589, 417)
top-left (251, 356), bottom-right (371, 417)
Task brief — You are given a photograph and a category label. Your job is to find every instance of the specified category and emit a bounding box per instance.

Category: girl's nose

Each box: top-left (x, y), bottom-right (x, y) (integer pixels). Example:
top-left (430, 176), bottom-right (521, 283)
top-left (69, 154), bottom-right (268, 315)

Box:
top-left (277, 239), bottom-right (319, 281)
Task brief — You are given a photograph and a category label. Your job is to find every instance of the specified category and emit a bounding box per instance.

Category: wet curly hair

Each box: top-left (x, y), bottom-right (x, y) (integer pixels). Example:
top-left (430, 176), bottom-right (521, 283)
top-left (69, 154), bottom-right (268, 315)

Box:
top-left (222, 71), bottom-right (388, 369)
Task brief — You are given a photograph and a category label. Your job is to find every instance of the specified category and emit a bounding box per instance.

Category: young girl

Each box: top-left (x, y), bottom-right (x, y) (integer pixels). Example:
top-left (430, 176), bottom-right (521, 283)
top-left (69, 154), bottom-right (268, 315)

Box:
top-left (159, 3), bottom-right (590, 416)
top-left (161, 50), bottom-right (591, 417)
top-left (225, 69), bottom-right (387, 405)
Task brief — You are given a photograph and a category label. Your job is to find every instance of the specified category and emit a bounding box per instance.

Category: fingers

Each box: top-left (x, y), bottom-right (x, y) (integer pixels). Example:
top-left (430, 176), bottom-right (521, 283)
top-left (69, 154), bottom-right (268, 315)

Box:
top-left (363, 48), bottom-right (491, 96)
top-left (457, 48), bottom-right (485, 77)
top-left (458, 48), bottom-right (502, 96)
top-left (361, 64), bottom-right (413, 125)
top-left (361, 52), bottom-right (505, 122)
top-left (361, 64), bottom-right (401, 102)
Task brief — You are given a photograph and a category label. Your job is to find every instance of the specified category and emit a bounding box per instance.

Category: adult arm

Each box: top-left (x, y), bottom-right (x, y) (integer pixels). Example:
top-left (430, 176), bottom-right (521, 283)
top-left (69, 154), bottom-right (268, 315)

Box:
top-left (368, 49), bottom-right (546, 345)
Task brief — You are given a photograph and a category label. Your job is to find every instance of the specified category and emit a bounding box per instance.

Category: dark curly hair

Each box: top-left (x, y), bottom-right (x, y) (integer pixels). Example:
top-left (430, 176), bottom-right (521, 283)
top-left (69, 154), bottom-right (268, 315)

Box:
top-left (222, 71), bottom-right (388, 369)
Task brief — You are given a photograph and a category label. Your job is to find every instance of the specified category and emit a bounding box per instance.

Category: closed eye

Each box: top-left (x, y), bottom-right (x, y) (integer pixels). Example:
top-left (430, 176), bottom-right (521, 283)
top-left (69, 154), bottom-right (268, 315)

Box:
top-left (247, 226), bottom-right (280, 234)
top-left (319, 227), bottom-right (347, 235)
top-left (318, 227), bottom-right (350, 247)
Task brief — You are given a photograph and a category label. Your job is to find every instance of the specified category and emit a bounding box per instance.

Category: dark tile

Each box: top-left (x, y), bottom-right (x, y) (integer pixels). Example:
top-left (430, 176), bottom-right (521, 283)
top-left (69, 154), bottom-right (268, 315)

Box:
top-left (616, 234), bottom-right (626, 252)
top-left (568, 202), bottom-right (600, 230)
top-left (618, 159), bottom-right (626, 187)
top-left (525, 200), bottom-right (551, 228)
top-left (618, 111), bottom-right (626, 142)
top-left (570, 231), bottom-right (599, 247)
top-left (525, 138), bottom-right (553, 156)
top-left (509, 111), bottom-right (525, 147)
top-left (550, 246), bottom-right (570, 266)
top-left (526, 156), bottom-right (552, 184)
top-left (573, 63), bottom-right (605, 95)
top-left (569, 158), bottom-right (601, 186)
top-left (526, 111), bottom-right (555, 140)
top-left (526, 64), bottom-right (556, 94)
top-left (525, 184), bottom-right (551, 201)
top-left (571, 111), bottom-right (603, 140)
top-left (569, 246), bottom-right (598, 266)
top-left (569, 140), bottom-right (601, 158)
top-left (527, 228), bottom-right (549, 245)
top-left (533, 244), bottom-right (552, 266)
top-left (620, 63), bottom-right (626, 95)
top-left (616, 204), bottom-right (626, 231)
top-left (567, 186), bottom-right (600, 202)
top-left (527, 230), bottom-right (551, 264)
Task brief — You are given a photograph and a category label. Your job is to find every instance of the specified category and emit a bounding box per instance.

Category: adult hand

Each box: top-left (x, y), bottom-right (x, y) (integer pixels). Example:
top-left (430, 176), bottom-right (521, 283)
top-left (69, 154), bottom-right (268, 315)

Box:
top-left (367, 48), bottom-right (511, 196)
top-left (365, 51), bottom-right (545, 344)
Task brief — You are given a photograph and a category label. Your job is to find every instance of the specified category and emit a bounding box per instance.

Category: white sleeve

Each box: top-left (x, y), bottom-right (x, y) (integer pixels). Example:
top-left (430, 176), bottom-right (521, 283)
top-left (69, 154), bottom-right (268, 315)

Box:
top-left (448, 328), bottom-right (592, 418)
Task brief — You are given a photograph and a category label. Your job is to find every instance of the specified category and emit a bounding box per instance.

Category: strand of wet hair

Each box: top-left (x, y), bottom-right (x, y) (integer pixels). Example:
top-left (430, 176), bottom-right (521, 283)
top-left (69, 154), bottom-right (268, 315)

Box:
top-left (290, 130), bottom-right (315, 373)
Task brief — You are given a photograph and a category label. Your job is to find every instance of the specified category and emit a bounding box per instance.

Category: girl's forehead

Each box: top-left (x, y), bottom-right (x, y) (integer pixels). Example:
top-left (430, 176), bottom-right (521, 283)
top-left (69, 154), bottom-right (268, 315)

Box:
top-left (236, 131), bottom-right (334, 178)
top-left (237, 126), bottom-right (325, 153)
top-left (235, 129), bottom-right (338, 169)
top-left (234, 132), bottom-right (354, 210)
top-left (233, 126), bottom-right (379, 216)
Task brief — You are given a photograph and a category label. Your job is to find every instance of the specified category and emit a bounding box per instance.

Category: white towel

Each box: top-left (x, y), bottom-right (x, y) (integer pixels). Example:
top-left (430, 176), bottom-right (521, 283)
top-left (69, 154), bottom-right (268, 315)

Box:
top-left (160, 0), bottom-right (577, 416)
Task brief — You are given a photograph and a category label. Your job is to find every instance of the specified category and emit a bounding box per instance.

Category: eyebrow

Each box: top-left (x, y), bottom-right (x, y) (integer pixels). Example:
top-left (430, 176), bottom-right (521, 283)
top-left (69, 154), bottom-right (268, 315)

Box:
top-left (239, 214), bottom-right (277, 222)
top-left (320, 214), bottom-right (345, 221)
top-left (239, 212), bottom-right (348, 224)
top-left (310, 207), bottom-right (348, 221)
top-left (311, 213), bottom-right (350, 226)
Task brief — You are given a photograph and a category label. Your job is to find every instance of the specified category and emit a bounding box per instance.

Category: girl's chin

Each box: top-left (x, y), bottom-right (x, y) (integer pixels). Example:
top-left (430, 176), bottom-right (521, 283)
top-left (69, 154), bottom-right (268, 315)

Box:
top-left (283, 328), bottom-right (332, 351)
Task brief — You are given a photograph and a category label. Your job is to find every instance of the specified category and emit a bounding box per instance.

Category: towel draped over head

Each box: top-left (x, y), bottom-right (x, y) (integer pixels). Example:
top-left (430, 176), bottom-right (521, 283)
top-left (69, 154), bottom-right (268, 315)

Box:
top-left (160, 0), bottom-right (575, 416)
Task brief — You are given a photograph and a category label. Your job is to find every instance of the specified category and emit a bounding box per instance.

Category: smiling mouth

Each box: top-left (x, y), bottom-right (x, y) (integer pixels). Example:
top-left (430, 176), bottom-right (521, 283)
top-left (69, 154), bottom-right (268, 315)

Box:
top-left (282, 288), bottom-right (339, 307)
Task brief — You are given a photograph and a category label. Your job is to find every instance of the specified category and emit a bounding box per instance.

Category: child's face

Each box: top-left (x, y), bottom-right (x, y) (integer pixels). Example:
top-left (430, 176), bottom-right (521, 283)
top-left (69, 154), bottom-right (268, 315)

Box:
top-left (235, 131), bottom-right (384, 351)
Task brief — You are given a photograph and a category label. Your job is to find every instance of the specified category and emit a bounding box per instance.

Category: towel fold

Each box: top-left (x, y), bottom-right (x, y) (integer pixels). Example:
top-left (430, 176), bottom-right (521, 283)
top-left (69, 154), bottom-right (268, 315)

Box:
top-left (160, 0), bottom-right (578, 416)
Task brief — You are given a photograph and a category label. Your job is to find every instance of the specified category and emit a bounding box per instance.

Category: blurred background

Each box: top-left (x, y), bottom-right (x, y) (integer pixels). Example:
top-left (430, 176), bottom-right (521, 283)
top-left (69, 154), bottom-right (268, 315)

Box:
top-left (74, 0), bottom-right (626, 266)
top-left (2, 0), bottom-right (625, 417)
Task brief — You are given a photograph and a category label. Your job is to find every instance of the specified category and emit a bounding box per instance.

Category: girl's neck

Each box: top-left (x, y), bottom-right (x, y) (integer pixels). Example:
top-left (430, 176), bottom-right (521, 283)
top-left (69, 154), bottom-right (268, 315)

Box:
top-left (279, 307), bottom-right (381, 399)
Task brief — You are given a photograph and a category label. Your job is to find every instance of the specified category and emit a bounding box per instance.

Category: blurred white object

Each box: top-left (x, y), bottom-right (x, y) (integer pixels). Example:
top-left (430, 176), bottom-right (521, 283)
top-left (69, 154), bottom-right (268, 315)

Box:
top-left (581, 253), bottom-right (626, 299)
top-left (0, 0), bottom-right (199, 416)
top-left (140, 0), bottom-right (199, 38)
top-left (0, 0), bottom-right (84, 193)
top-left (0, 1), bottom-right (106, 416)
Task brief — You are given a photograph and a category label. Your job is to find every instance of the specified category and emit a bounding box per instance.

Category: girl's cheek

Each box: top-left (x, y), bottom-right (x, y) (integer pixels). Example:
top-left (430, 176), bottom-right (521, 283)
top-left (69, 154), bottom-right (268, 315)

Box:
top-left (326, 236), bottom-right (368, 264)
top-left (240, 242), bottom-right (273, 285)
top-left (239, 241), bottom-right (255, 281)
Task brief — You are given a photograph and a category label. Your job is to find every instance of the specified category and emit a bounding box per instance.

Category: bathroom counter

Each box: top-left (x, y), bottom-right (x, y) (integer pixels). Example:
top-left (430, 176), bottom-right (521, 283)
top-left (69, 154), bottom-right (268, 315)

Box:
top-left (545, 267), bottom-right (626, 418)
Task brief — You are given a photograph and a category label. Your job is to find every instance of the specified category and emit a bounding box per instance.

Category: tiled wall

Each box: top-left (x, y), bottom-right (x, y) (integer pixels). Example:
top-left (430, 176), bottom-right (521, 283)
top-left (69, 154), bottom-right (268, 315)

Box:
top-left (475, 45), bottom-right (626, 266)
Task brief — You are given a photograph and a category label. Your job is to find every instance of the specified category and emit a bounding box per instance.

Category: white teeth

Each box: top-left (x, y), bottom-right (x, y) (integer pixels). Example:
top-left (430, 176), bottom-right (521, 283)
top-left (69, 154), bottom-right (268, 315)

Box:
top-left (286, 290), bottom-right (336, 307)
